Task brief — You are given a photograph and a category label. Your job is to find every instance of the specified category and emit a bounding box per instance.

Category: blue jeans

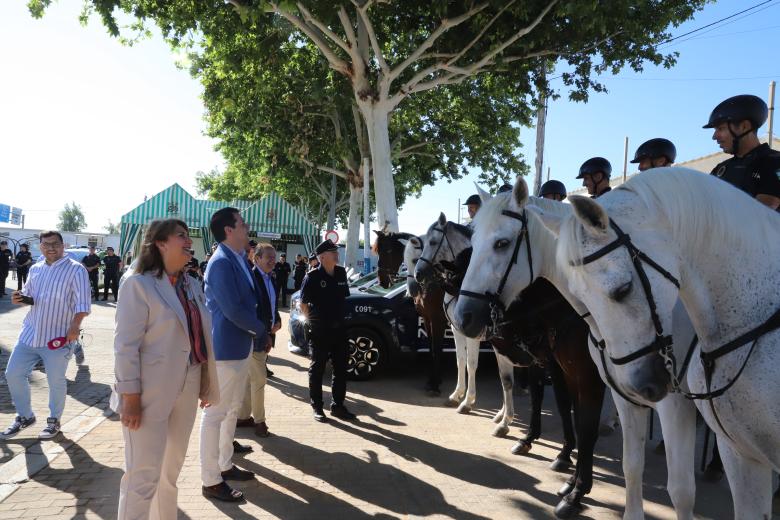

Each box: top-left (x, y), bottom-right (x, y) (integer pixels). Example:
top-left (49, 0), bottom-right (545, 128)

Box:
top-left (5, 340), bottom-right (73, 420)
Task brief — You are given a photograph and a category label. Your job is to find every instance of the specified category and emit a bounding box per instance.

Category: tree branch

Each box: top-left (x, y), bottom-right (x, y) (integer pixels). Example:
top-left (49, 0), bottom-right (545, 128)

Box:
top-left (353, 0), bottom-right (390, 76)
top-left (270, 3), bottom-right (350, 75)
top-left (295, 2), bottom-right (353, 55)
top-left (336, 6), bottom-right (360, 53)
top-left (445, 0), bottom-right (516, 67)
top-left (388, 2), bottom-right (489, 82)
top-left (300, 158), bottom-right (349, 179)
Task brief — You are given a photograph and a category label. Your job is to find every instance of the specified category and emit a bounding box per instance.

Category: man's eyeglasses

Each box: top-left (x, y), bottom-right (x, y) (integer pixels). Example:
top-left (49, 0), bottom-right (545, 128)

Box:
top-left (40, 241), bottom-right (63, 250)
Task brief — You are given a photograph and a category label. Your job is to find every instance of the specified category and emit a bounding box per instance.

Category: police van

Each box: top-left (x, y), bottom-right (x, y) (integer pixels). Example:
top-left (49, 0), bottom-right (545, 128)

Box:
top-left (287, 273), bottom-right (480, 380)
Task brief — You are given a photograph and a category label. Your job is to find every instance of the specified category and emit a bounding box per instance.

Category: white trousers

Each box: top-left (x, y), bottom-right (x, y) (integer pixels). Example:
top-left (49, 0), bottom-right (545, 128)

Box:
top-left (199, 355), bottom-right (250, 487)
top-left (118, 363), bottom-right (201, 520)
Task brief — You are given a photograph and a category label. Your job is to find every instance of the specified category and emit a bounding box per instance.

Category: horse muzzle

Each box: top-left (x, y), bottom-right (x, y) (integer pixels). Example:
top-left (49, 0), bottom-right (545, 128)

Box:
top-left (628, 354), bottom-right (671, 403)
top-left (454, 295), bottom-right (491, 339)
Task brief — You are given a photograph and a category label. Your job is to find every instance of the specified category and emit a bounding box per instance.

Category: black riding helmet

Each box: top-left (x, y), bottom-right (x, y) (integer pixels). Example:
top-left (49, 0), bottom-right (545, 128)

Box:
top-left (463, 194), bottom-right (481, 206)
top-left (630, 138), bottom-right (677, 164)
top-left (576, 157), bottom-right (612, 179)
top-left (703, 94), bottom-right (768, 130)
top-left (539, 180), bottom-right (567, 200)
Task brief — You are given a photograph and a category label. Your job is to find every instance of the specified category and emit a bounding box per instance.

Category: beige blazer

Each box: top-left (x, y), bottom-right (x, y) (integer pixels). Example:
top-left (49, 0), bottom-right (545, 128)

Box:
top-left (110, 272), bottom-right (219, 421)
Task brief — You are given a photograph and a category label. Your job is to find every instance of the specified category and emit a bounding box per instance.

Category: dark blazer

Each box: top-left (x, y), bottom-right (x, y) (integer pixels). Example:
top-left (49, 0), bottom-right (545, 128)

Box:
top-left (253, 267), bottom-right (282, 350)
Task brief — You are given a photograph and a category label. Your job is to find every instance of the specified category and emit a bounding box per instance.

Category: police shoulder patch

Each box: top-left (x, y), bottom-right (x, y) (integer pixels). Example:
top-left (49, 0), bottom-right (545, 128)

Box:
top-left (320, 280), bottom-right (327, 288)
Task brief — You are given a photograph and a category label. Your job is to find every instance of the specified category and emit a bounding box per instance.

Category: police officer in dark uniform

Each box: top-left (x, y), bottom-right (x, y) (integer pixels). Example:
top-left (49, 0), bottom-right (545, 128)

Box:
top-left (631, 138), bottom-right (677, 172)
top-left (307, 252), bottom-right (319, 272)
top-left (539, 180), bottom-right (568, 201)
top-left (14, 244), bottom-right (33, 291)
top-left (101, 246), bottom-right (122, 301)
top-left (577, 157), bottom-right (612, 198)
top-left (705, 94), bottom-right (780, 210)
top-left (82, 246), bottom-right (101, 300)
top-left (0, 241), bottom-right (13, 297)
top-left (299, 239), bottom-right (355, 422)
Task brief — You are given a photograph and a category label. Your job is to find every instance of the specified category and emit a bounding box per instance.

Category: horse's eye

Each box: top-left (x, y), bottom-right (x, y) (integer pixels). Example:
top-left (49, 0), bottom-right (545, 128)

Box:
top-left (611, 281), bottom-right (632, 302)
top-left (494, 239), bottom-right (510, 250)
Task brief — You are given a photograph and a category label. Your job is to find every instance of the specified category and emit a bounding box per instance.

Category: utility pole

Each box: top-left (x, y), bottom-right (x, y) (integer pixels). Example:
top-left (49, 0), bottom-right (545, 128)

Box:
top-left (533, 66), bottom-right (547, 197)
top-left (622, 136), bottom-right (629, 184)
top-left (769, 81), bottom-right (776, 149)
top-left (326, 174), bottom-right (337, 231)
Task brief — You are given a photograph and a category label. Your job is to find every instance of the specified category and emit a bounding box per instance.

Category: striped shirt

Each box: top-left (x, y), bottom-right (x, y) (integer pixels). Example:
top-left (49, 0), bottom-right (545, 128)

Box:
top-left (19, 256), bottom-right (91, 348)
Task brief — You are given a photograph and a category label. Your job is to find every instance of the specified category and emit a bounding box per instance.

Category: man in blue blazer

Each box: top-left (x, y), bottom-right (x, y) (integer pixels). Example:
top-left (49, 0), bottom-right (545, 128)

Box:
top-left (200, 207), bottom-right (268, 503)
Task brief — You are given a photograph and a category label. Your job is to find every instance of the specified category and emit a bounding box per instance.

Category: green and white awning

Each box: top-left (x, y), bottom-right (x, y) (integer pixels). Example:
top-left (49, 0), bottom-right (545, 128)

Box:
top-left (119, 184), bottom-right (318, 258)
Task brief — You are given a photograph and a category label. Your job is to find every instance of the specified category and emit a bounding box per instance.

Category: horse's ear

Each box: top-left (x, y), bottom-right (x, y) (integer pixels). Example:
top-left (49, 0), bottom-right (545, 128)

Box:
top-left (569, 195), bottom-right (609, 234)
top-left (513, 177), bottom-right (529, 206)
top-left (438, 212), bottom-right (447, 226)
top-left (409, 236), bottom-right (421, 248)
top-left (527, 205), bottom-right (562, 237)
top-left (474, 183), bottom-right (491, 203)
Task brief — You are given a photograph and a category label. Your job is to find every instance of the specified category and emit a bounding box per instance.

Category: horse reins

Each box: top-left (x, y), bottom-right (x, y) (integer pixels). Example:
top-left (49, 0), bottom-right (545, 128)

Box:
top-left (459, 209), bottom-right (534, 338)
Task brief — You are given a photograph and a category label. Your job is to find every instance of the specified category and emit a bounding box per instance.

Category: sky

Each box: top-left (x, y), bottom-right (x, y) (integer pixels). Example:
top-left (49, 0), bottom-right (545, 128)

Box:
top-left (1, 1), bottom-right (779, 237)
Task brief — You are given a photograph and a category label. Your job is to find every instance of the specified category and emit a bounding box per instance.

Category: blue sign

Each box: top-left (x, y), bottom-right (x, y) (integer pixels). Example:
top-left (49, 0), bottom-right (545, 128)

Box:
top-left (0, 204), bottom-right (10, 223)
top-left (10, 208), bottom-right (22, 226)
top-left (363, 256), bottom-right (371, 275)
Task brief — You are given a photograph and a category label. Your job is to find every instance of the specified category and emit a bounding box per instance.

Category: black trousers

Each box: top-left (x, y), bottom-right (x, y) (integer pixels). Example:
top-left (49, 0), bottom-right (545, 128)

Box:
top-left (16, 268), bottom-right (29, 291)
top-left (0, 266), bottom-right (8, 294)
top-left (308, 325), bottom-right (348, 409)
top-left (88, 271), bottom-right (99, 299)
top-left (277, 276), bottom-right (289, 304)
top-left (103, 272), bottom-right (119, 300)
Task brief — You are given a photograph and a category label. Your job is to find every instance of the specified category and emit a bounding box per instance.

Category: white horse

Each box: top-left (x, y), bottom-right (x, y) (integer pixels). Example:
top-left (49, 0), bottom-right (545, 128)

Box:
top-left (453, 178), bottom-right (698, 520)
top-left (552, 167), bottom-right (780, 519)
top-left (413, 214), bottom-right (516, 435)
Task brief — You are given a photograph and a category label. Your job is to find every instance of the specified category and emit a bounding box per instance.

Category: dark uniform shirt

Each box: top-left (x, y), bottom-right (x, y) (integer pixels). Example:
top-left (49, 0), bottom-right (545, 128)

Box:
top-left (299, 265), bottom-right (350, 325)
top-left (103, 255), bottom-right (121, 274)
top-left (82, 253), bottom-right (101, 272)
top-left (0, 249), bottom-right (11, 269)
top-left (592, 186), bottom-right (612, 199)
top-left (15, 251), bottom-right (32, 271)
top-left (710, 143), bottom-right (780, 199)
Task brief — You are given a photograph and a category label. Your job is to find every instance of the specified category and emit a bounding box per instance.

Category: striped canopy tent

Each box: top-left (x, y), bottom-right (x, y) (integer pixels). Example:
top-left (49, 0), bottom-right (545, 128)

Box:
top-left (119, 184), bottom-right (318, 259)
top-left (241, 192), bottom-right (319, 253)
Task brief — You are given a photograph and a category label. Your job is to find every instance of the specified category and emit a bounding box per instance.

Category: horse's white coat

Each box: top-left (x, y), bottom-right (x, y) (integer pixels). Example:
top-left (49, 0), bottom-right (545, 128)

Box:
top-left (456, 182), bottom-right (697, 520)
top-left (413, 216), bottom-right (515, 435)
top-left (556, 167), bottom-right (780, 518)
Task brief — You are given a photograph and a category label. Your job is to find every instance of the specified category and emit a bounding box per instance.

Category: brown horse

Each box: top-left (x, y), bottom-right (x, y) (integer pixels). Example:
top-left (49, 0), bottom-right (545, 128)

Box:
top-left (373, 230), bottom-right (447, 396)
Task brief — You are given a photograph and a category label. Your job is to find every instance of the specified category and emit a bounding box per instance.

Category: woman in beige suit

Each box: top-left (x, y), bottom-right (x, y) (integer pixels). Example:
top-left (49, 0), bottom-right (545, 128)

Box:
top-left (112, 219), bottom-right (220, 520)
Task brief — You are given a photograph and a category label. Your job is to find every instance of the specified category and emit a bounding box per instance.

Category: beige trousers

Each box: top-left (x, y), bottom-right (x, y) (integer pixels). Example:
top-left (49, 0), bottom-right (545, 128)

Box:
top-left (238, 351), bottom-right (268, 423)
top-left (118, 363), bottom-right (201, 520)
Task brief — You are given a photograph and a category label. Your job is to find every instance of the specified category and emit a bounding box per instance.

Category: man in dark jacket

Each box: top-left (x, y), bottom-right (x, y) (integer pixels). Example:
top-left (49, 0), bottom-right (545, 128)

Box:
top-left (273, 253), bottom-right (292, 307)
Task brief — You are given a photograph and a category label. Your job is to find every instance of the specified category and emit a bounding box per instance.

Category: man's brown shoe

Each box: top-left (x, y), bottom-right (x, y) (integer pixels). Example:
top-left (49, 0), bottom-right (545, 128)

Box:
top-left (236, 417), bottom-right (254, 428)
top-left (255, 421), bottom-right (270, 438)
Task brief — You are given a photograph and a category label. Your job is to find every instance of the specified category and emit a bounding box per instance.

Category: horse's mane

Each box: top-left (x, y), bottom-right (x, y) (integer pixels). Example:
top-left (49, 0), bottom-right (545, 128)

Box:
top-left (474, 191), bottom-right (570, 234)
top-left (371, 231), bottom-right (416, 254)
top-left (558, 167), bottom-right (780, 275)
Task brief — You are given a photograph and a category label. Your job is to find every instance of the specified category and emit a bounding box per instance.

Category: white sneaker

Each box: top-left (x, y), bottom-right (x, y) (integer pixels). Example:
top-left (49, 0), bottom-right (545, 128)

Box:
top-left (38, 418), bottom-right (61, 439)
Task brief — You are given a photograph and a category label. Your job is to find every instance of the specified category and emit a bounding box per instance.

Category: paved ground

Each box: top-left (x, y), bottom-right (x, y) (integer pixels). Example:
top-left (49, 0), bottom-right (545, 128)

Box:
top-left (0, 280), bottom-right (763, 519)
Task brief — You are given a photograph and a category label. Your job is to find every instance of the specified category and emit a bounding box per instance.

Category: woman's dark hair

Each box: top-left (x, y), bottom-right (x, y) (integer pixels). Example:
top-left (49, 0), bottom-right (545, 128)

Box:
top-left (210, 207), bottom-right (239, 243)
top-left (137, 219), bottom-right (188, 277)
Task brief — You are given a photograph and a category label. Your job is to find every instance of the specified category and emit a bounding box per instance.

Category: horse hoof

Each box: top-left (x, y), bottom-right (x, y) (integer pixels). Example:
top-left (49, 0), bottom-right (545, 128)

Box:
top-left (511, 441), bottom-right (532, 455)
top-left (550, 457), bottom-right (572, 473)
top-left (492, 425), bottom-right (509, 437)
top-left (554, 497), bottom-right (582, 519)
top-left (457, 404), bottom-right (472, 414)
top-left (444, 396), bottom-right (461, 407)
top-left (557, 482), bottom-right (575, 497)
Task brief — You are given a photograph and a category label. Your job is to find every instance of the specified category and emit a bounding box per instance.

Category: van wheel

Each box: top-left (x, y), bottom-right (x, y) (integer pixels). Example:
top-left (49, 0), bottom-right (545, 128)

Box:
top-left (347, 327), bottom-right (384, 381)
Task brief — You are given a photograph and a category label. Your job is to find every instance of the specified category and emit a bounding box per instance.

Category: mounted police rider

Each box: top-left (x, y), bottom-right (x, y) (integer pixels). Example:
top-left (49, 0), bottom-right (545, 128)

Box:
top-left (705, 94), bottom-right (780, 210)
top-left (577, 157), bottom-right (612, 198)
top-left (538, 180), bottom-right (567, 201)
top-left (631, 138), bottom-right (677, 172)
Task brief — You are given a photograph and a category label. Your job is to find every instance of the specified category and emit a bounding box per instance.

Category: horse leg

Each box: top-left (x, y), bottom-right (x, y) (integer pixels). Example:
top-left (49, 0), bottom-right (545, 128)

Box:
top-left (549, 360), bottom-right (576, 473)
top-left (613, 392), bottom-right (648, 520)
top-left (446, 330), bottom-right (468, 406)
top-left (512, 364), bottom-right (544, 455)
top-left (425, 317), bottom-right (445, 396)
top-left (492, 352), bottom-right (514, 437)
top-left (655, 394), bottom-right (696, 520)
top-left (718, 438), bottom-right (773, 518)
top-left (555, 375), bottom-right (605, 519)
top-left (457, 337), bottom-right (480, 413)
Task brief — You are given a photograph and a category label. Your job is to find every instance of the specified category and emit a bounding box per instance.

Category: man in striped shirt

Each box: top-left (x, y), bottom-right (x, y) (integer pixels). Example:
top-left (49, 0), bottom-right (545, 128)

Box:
top-left (2, 231), bottom-right (91, 439)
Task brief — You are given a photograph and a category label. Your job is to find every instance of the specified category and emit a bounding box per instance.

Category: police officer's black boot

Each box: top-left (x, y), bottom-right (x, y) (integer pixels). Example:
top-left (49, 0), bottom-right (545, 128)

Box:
top-left (312, 406), bottom-right (328, 423)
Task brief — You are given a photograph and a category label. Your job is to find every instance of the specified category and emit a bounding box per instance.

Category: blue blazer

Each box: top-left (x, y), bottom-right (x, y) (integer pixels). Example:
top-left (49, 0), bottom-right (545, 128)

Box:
top-left (204, 243), bottom-right (267, 360)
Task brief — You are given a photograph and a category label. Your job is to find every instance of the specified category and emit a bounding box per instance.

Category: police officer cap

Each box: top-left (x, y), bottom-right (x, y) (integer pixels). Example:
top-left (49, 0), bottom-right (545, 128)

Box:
top-left (315, 239), bottom-right (338, 256)
top-left (539, 180), bottom-right (567, 200)
top-left (463, 194), bottom-right (481, 206)
top-left (497, 184), bottom-right (513, 193)
top-left (703, 94), bottom-right (768, 130)
top-left (576, 157), bottom-right (612, 179)
top-left (630, 138), bottom-right (677, 164)
top-left (308, 252), bottom-right (317, 261)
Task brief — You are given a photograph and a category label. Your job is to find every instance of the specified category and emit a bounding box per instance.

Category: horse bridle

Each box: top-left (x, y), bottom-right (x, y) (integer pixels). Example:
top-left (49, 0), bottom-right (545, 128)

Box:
top-left (459, 209), bottom-right (534, 338)
top-left (416, 224), bottom-right (458, 275)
